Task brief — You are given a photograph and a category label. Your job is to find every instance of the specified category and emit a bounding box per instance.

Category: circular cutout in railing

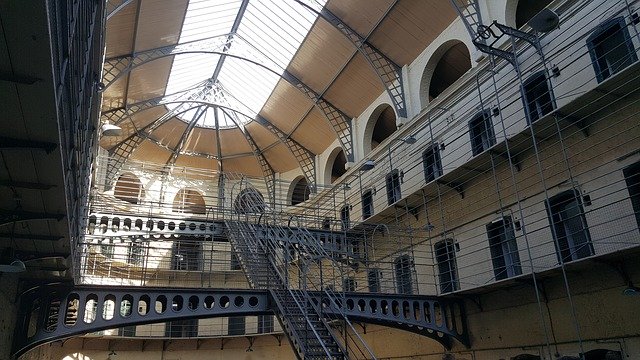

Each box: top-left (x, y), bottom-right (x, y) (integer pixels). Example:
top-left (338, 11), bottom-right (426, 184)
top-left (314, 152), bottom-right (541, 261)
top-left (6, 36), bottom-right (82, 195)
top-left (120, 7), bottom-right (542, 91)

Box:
top-left (220, 296), bottom-right (229, 308)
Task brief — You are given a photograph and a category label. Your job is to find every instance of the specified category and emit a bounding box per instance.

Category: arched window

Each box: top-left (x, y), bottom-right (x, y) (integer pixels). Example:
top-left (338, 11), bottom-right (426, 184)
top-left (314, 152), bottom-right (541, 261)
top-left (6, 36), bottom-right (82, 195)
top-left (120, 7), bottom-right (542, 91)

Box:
top-left (291, 177), bottom-right (310, 205)
top-left (233, 188), bottom-right (265, 214)
top-left (370, 104), bottom-right (396, 151)
top-left (515, 0), bottom-right (552, 29)
top-left (114, 173), bottom-right (145, 204)
top-left (427, 42), bottom-right (471, 101)
top-left (329, 149), bottom-right (347, 183)
top-left (173, 189), bottom-right (206, 214)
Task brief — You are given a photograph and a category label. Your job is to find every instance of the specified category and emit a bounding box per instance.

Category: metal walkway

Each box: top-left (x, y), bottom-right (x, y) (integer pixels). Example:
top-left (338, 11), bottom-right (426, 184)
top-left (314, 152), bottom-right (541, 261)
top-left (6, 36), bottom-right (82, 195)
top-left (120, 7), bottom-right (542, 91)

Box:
top-left (12, 284), bottom-right (468, 359)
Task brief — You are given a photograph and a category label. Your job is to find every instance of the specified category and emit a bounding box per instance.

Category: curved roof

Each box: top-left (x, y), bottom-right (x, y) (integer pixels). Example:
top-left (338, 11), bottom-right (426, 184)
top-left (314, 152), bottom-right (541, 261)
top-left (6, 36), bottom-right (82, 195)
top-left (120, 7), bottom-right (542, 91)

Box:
top-left (100, 0), bottom-right (457, 178)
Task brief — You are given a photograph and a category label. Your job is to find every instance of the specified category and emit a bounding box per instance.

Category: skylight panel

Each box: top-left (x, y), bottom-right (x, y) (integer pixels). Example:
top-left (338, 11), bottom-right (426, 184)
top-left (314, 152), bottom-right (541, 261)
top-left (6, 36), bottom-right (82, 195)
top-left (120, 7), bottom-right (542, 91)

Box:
top-left (164, 0), bottom-right (325, 129)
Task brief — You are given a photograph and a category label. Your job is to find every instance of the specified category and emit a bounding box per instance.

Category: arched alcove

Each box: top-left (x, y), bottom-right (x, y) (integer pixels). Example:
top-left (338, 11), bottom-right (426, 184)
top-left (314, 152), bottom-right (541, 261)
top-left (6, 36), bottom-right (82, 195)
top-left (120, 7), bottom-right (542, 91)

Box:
top-left (173, 189), bottom-right (206, 214)
top-left (290, 177), bottom-right (310, 206)
top-left (364, 103), bottom-right (397, 156)
top-left (420, 40), bottom-right (471, 107)
top-left (114, 173), bottom-right (145, 204)
top-left (506, 0), bottom-right (553, 29)
top-left (324, 147), bottom-right (347, 184)
top-left (233, 188), bottom-right (265, 214)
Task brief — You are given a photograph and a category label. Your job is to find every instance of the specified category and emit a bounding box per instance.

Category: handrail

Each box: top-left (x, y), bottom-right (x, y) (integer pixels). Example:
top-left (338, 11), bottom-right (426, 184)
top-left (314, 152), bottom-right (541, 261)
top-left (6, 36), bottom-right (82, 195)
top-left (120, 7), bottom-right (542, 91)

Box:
top-left (230, 219), bottom-right (339, 358)
top-left (262, 215), bottom-right (374, 359)
top-left (295, 226), bottom-right (377, 360)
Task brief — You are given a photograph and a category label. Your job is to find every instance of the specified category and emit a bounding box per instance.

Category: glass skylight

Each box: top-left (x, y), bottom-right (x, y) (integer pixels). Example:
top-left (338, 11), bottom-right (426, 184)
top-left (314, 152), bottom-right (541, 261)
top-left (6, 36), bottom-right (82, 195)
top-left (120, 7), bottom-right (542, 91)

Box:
top-left (164, 0), bottom-right (325, 128)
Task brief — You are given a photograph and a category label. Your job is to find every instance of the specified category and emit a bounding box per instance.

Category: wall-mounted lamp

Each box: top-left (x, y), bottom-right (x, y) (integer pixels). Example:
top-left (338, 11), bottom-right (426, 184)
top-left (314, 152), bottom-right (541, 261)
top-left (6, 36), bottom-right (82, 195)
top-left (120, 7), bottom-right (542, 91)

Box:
top-left (360, 159), bottom-right (375, 171)
top-left (623, 283), bottom-right (640, 296)
top-left (102, 123), bottom-right (123, 137)
top-left (0, 260), bottom-right (26, 273)
top-left (399, 135), bottom-right (417, 144)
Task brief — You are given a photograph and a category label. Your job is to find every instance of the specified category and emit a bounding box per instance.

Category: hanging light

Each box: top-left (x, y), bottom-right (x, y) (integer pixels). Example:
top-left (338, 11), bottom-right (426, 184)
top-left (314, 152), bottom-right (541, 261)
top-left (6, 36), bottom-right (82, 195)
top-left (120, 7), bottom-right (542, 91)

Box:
top-left (101, 123), bottom-right (123, 137)
top-left (360, 159), bottom-right (375, 171)
top-left (0, 260), bottom-right (26, 273)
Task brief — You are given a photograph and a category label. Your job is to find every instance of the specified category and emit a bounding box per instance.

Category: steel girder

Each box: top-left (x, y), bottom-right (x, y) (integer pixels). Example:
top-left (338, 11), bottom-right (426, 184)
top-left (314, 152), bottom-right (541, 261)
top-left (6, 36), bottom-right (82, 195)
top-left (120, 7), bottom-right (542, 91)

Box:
top-left (103, 80), bottom-right (219, 189)
top-left (296, 1), bottom-right (407, 118)
top-left (280, 70), bottom-right (354, 162)
top-left (449, 1), bottom-right (541, 66)
top-left (12, 285), bottom-right (271, 359)
top-left (0, 210), bottom-right (65, 227)
top-left (105, 0), bottom-right (135, 20)
top-left (165, 105), bottom-right (208, 167)
top-left (11, 284), bottom-right (469, 357)
top-left (449, 0), bottom-right (484, 45)
top-left (103, 83), bottom-right (317, 195)
top-left (320, 292), bottom-right (470, 350)
top-left (253, 114), bottom-right (317, 193)
top-left (100, 35), bottom-right (354, 162)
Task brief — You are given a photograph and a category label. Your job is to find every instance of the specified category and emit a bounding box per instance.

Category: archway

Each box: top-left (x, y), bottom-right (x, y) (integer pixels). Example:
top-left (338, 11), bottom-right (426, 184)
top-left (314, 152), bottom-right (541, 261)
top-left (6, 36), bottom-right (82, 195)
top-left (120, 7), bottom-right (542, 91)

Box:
top-left (290, 177), bottom-right (310, 206)
top-left (506, 0), bottom-right (553, 29)
top-left (173, 189), bottom-right (206, 214)
top-left (324, 147), bottom-right (347, 184)
top-left (420, 40), bottom-right (471, 107)
top-left (233, 188), bottom-right (265, 214)
top-left (114, 173), bottom-right (145, 204)
top-left (364, 103), bottom-right (396, 156)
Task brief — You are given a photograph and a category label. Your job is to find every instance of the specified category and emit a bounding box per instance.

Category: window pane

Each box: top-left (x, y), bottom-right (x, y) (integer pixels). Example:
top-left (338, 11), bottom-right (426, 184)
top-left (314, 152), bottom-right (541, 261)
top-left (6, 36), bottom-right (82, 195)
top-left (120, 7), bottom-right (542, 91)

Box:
top-left (487, 217), bottom-right (522, 280)
top-left (469, 111), bottom-right (495, 156)
top-left (588, 18), bottom-right (637, 82)
top-left (546, 190), bottom-right (593, 262)
top-left (423, 145), bottom-right (443, 182)
top-left (435, 240), bottom-right (458, 293)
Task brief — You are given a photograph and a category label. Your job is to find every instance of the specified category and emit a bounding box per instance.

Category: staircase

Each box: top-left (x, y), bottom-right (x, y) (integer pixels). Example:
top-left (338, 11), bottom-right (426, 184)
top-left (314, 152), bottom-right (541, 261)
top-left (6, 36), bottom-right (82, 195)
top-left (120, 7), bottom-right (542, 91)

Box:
top-left (226, 219), bottom-right (348, 359)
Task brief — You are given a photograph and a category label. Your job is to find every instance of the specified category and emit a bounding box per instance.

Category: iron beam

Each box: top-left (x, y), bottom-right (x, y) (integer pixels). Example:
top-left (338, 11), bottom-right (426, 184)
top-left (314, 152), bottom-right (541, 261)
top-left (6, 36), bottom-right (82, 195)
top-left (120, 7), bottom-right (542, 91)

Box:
top-left (0, 137), bottom-right (57, 154)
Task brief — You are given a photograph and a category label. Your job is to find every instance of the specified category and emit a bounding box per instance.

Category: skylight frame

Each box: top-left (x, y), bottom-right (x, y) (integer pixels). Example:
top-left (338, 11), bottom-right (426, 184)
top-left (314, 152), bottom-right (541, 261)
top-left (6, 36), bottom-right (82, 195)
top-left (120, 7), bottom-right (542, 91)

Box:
top-left (164, 0), bottom-right (326, 129)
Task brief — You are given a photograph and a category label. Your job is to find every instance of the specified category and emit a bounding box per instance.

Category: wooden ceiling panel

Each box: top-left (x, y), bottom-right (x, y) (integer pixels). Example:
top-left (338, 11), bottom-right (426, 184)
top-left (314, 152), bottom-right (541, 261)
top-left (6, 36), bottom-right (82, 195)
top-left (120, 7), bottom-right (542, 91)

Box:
top-left (219, 128), bottom-right (253, 156)
top-left (134, 0), bottom-right (188, 52)
top-left (245, 122), bottom-right (279, 150)
top-left (323, 55), bottom-right (384, 117)
top-left (174, 155), bottom-right (219, 172)
top-left (185, 127), bottom-right (218, 156)
top-left (126, 56), bottom-right (173, 104)
top-left (105, 0), bottom-right (138, 58)
top-left (260, 80), bottom-right (312, 134)
top-left (290, 108), bottom-right (336, 155)
top-left (222, 156), bottom-right (263, 178)
top-left (287, 20), bottom-right (354, 92)
top-left (326, 0), bottom-right (394, 37)
top-left (149, 118), bottom-right (187, 150)
top-left (369, 0), bottom-right (457, 65)
top-left (263, 143), bottom-right (297, 173)
top-left (102, 75), bottom-right (127, 111)
top-left (130, 140), bottom-right (172, 164)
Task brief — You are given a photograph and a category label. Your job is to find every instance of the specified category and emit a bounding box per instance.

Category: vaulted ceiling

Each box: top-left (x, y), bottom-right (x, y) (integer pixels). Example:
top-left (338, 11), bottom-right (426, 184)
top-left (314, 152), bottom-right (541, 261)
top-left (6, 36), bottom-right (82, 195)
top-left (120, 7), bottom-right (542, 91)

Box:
top-left (100, 0), bottom-right (457, 179)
